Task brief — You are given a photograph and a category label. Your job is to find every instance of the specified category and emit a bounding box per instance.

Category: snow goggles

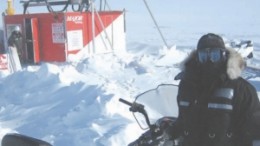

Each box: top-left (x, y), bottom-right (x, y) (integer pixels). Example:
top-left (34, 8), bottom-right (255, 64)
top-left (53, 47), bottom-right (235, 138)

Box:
top-left (197, 48), bottom-right (226, 63)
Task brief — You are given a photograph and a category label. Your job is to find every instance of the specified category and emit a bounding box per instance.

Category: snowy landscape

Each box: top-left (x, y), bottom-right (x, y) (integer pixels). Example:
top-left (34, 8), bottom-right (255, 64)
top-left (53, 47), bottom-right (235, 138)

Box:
top-left (1, 0), bottom-right (260, 146)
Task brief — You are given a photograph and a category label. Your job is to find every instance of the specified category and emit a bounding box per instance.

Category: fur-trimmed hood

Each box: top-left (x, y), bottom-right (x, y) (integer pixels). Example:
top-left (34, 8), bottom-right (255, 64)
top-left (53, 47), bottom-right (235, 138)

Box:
top-left (180, 48), bottom-right (246, 80)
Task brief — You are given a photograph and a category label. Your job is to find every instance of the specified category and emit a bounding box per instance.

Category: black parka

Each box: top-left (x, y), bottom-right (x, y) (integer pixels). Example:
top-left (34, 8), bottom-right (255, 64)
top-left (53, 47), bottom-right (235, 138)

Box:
top-left (171, 49), bottom-right (260, 146)
top-left (8, 31), bottom-right (23, 54)
top-left (8, 31), bottom-right (22, 49)
top-left (8, 31), bottom-right (24, 62)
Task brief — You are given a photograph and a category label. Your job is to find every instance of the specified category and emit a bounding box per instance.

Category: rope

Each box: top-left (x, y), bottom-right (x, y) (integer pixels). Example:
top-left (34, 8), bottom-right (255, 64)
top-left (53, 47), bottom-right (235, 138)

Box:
top-left (142, 0), bottom-right (170, 49)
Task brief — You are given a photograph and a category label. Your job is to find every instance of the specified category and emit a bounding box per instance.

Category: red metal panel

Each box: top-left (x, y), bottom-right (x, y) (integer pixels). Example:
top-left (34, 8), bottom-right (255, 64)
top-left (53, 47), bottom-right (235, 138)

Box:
top-left (36, 13), bottom-right (66, 62)
top-left (31, 18), bottom-right (40, 63)
top-left (66, 12), bottom-right (84, 30)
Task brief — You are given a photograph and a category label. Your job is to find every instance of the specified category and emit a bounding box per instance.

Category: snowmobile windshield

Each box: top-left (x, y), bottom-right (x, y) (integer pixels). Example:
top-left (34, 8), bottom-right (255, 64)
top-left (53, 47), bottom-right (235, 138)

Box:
top-left (133, 84), bottom-right (179, 129)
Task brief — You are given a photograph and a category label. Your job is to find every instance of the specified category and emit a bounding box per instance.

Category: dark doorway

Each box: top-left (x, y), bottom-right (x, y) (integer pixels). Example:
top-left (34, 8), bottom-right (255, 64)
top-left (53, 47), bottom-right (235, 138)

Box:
top-left (24, 18), bottom-right (40, 64)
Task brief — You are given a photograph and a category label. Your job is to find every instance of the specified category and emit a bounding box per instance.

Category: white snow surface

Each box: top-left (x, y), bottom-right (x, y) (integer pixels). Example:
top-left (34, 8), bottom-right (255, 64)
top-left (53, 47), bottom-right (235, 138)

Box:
top-left (1, 0), bottom-right (260, 146)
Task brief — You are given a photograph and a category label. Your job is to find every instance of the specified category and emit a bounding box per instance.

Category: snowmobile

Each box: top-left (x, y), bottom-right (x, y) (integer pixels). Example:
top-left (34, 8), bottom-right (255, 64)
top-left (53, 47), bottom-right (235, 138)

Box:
top-left (120, 84), bottom-right (260, 146)
top-left (228, 40), bottom-right (254, 59)
top-left (119, 84), bottom-right (182, 146)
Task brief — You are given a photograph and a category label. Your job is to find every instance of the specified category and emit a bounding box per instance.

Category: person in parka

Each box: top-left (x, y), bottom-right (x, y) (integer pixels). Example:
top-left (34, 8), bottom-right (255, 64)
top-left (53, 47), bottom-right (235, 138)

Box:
top-left (170, 33), bottom-right (260, 146)
top-left (8, 26), bottom-right (24, 63)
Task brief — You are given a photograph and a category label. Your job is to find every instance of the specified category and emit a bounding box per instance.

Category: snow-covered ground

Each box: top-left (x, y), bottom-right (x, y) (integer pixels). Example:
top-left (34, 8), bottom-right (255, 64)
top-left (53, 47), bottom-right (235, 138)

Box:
top-left (1, 0), bottom-right (260, 146)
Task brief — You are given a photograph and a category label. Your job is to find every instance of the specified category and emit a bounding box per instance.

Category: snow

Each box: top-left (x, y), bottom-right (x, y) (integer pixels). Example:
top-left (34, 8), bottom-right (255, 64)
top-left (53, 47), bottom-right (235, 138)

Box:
top-left (1, 0), bottom-right (260, 146)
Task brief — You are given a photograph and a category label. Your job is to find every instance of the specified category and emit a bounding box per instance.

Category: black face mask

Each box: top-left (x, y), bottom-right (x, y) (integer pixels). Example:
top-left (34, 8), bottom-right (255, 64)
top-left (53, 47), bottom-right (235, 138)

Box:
top-left (200, 61), bottom-right (225, 76)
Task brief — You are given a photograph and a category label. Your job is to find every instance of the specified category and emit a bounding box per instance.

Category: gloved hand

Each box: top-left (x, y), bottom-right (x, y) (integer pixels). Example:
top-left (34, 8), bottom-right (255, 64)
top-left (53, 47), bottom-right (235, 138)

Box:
top-left (159, 117), bottom-right (174, 129)
top-left (156, 117), bottom-right (176, 138)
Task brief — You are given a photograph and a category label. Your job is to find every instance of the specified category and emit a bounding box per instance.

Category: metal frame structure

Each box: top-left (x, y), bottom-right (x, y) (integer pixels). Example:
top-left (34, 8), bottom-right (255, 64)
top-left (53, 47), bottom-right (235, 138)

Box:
top-left (20, 0), bottom-right (90, 13)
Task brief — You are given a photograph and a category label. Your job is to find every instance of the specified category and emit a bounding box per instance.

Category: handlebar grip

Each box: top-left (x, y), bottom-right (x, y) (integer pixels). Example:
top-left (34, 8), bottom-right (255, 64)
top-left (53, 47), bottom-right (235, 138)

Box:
top-left (119, 98), bottom-right (133, 107)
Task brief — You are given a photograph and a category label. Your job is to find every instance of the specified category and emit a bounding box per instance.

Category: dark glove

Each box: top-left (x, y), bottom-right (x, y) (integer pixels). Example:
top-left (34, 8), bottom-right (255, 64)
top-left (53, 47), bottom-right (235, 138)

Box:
top-left (155, 117), bottom-right (176, 138)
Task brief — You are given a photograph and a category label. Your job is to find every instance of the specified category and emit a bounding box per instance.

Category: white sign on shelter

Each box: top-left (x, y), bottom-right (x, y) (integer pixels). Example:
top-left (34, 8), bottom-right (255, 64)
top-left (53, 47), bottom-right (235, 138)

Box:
top-left (67, 30), bottom-right (83, 51)
top-left (52, 23), bottom-right (65, 43)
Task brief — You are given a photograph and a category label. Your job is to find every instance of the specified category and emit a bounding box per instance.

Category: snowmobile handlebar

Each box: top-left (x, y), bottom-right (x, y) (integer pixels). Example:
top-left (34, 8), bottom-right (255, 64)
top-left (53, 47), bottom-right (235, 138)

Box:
top-left (119, 98), bottom-right (145, 113)
top-left (119, 98), bottom-right (133, 107)
top-left (119, 98), bottom-right (151, 128)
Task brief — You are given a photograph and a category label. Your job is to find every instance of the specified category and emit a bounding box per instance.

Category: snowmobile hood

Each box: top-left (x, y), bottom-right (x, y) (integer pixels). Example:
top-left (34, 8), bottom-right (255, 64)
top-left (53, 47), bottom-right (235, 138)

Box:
top-left (179, 47), bottom-right (246, 80)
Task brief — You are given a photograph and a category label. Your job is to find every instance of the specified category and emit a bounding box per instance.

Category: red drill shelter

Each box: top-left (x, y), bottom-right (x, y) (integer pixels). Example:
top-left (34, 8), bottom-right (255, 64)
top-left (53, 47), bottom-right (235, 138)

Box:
top-left (3, 10), bottom-right (125, 63)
